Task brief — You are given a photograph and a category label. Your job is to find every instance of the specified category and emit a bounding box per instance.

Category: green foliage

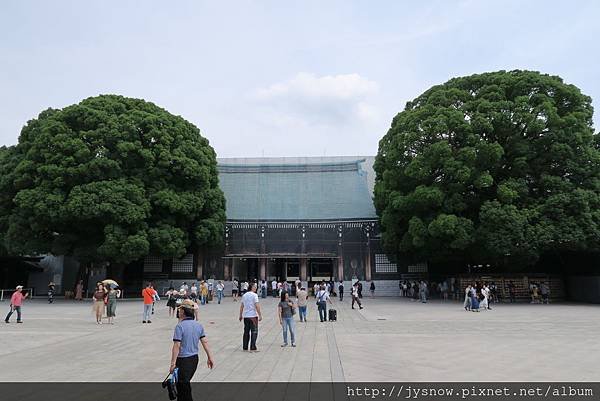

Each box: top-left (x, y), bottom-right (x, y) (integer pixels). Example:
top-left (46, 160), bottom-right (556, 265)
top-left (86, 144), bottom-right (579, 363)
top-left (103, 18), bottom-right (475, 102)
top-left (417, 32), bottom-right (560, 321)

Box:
top-left (0, 95), bottom-right (225, 264)
top-left (374, 70), bottom-right (600, 267)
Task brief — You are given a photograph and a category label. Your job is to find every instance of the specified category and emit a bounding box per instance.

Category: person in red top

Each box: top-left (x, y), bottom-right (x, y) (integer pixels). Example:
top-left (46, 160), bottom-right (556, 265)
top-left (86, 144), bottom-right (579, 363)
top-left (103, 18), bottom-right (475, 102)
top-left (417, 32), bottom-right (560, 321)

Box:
top-left (5, 285), bottom-right (28, 323)
top-left (142, 282), bottom-right (157, 324)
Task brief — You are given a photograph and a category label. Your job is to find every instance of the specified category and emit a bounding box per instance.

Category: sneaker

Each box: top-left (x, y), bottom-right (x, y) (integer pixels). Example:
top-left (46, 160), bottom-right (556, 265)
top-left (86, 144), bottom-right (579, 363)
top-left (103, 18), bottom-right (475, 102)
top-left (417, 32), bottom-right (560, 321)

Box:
top-left (281, 343), bottom-right (288, 347)
top-left (142, 321), bottom-right (147, 323)
top-left (291, 343), bottom-right (296, 347)
top-left (359, 306), bottom-right (363, 309)
top-left (147, 320), bottom-right (152, 323)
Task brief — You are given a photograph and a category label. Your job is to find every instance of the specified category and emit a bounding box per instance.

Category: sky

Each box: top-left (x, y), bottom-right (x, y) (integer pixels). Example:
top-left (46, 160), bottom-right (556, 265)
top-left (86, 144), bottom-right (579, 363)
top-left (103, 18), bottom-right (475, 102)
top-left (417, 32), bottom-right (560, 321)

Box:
top-left (1, 0), bottom-right (599, 158)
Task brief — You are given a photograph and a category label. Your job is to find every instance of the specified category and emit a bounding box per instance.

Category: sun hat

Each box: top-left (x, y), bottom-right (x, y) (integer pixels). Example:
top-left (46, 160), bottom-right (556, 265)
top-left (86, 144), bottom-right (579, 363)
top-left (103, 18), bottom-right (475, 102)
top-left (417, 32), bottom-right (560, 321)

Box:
top-left (179, 299), bottom-right (196, 310)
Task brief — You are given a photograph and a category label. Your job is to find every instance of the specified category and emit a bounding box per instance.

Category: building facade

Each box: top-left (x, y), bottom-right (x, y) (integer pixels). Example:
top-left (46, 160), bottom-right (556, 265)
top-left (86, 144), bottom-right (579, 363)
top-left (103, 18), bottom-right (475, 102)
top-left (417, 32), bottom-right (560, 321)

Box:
top-left (140, 156), bottom-right (402, 294)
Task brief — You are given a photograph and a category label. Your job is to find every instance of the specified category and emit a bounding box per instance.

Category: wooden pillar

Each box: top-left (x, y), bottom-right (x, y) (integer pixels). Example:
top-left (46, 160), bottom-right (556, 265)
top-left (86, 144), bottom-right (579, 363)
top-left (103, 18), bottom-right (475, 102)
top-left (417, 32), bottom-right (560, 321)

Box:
top-left (337, 246), bottom-right (344, 281)
top-left (365, 242), bottom-right (372, 282)
top-left (260, 258), bottom-right (267, 281)
top-left (337, 225), bottom-right (344, 281)
top-left (300, 258), bottom-right (308, 281)
top-left (195, 249), bottom-right (203, 280)
top-left (231, 258), bottom-right (236, 280)
top-left (224, 258), bottom-right (231, 281)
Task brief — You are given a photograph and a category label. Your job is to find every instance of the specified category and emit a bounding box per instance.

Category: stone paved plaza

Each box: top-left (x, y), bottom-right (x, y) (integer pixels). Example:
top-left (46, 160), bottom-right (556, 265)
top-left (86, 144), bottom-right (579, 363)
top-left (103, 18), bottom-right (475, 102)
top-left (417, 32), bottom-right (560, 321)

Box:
top-left (0, 295), bottom-right (599, 382)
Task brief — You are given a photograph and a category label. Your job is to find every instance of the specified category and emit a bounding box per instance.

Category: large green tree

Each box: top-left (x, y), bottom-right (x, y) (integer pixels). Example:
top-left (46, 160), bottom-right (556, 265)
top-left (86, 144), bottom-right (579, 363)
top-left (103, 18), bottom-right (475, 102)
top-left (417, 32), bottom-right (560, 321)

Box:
top-left (0, 95), bottom-right (225, 265)
top-left (374, 70), bottom-right (600, 267)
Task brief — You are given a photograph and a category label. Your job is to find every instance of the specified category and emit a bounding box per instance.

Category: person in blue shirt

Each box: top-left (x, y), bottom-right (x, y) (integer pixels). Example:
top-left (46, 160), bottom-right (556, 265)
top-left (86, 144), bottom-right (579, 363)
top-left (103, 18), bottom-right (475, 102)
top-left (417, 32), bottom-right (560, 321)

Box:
top-left (169, 300), bottom-right (214, 401)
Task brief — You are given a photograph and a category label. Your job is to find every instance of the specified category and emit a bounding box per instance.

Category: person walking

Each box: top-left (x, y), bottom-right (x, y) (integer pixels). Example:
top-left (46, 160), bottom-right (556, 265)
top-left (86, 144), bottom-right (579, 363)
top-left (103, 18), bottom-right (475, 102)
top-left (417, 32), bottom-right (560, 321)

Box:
top-left (540, 282), bottom-right (550, 304)
top-left (260, 280), bottom-right (267, 299)
top-left (369, 281), bottom-right (375, 298)
top-left (207, 280), bottom-right (213, 303)
top-left (200, 281), bottom-right (209, 305)
top-left (232, 278), bottom-right (239, 301)
top-left (216, 281), bottom-right (224, 304)
top-left (190, 282), bottom-right (198, 303)
top-left (351, 282), bottom-right (363, 310)
top-left (5, 286), bottom-right (28, 323)
top-left (508, 281), bottom-right (516, 303)
top-left (180, 282), bottom-right (189, 297)
top-left (75, 280), bottom-right (84, 301)
top-left (106, 285), bottom-right (121, 324)
top-left (338, 280), bottom-right (344, 301)
top-left (464, 284), bottom-right (472, 311)
top-left (315, 285), bottom-right (332, 322)
top-left (142, 283), bottom-right (157, 323)
top-left (92, 282), bottom-right (106, 324)
top-left (278, 291), bottom-right (296, 347)
top-left (48, 281), bottom-right (56, 303)
top-left (239, 283), bottom-right (262, 352)
top-left (419, 281), bottom-right (427, 303)
top-left (296, 286), bottom-right (308, 322)
top-left (271, 279), bottom-right (277, 298)
top-left (357, 281), bottom-right (363, 299)
top-left (165, 287), bottom-right (178, 317)
top-left (169, 301), bottom-right (214, 401)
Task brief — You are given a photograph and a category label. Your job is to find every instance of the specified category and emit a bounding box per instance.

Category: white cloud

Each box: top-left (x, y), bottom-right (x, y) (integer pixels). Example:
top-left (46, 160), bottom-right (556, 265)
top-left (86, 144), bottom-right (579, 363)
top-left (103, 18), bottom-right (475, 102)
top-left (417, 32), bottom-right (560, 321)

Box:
top-left (251, 72), bottom-right (380, 127)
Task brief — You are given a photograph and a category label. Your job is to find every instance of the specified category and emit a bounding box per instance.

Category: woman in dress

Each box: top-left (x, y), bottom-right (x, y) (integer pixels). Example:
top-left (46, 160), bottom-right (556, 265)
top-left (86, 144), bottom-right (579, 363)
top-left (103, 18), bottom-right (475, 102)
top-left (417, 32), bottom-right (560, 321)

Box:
top-left (106, 285), bottom-right (121, 324)
top-left (278, 291), bottom-right (296, 347)
top-left (165, 287), bottom-right (178, 317)
top-left (480, 285), bottom-right (489, 310)
top-left (92, 282), bottom-right (107, 324)
top-left (75, 280), bottom-right (84, 301)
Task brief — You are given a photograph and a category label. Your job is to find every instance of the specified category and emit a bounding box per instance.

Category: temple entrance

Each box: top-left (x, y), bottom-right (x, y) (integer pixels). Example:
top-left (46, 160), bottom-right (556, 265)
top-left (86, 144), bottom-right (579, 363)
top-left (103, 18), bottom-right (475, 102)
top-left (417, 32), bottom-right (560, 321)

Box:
top-left (309, 258), bottom-right (334, 282)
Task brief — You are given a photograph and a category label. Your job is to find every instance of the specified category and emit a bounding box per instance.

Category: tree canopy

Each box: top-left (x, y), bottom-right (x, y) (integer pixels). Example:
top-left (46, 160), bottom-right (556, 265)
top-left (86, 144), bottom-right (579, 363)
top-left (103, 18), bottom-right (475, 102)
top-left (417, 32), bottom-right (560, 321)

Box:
top-left (0, 95), bottom-right (225, 264)
top-left (374, 70), bottom-right (600, 267)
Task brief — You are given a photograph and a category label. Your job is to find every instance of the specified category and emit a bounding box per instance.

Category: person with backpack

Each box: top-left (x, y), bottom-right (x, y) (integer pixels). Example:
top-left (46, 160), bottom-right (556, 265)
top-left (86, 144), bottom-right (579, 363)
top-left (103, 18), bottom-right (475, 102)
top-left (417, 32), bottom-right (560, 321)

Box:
top-left (315, 285), bottom-right (332, 322)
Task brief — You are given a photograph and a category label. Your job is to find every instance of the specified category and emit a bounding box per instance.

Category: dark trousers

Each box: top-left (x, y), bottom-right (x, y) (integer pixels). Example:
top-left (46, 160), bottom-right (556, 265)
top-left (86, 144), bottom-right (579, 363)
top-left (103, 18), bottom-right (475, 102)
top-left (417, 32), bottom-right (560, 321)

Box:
top-left (352, 295), bottom-right (362, 308)
top-left (176, 354), bottom-right (199, 401)
top-left (317, 301), bottom-right (327, 322)
top-left (5, 306), bottom-right (22, 322)
top-left (243, 317), bottom-right (258, 350)
top-left (339, 290), bottom-right (343, 301)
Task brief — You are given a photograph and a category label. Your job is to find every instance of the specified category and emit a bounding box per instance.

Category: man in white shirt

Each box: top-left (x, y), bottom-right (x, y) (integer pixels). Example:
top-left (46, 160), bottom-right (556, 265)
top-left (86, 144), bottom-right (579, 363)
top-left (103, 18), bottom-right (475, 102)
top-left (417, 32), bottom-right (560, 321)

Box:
top-left (239, 283), bottom-right (262, 352)
top-left (315, 285), bottom-right (333, 322)
top-left (271, 279), bottom-right (277, 298)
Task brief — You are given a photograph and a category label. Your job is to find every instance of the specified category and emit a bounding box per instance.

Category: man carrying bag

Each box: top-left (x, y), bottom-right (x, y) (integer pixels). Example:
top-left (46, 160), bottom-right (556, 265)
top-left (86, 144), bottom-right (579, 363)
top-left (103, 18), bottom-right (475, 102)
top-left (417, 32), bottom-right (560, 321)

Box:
top-left (169, 300), bottom-right (214, 401)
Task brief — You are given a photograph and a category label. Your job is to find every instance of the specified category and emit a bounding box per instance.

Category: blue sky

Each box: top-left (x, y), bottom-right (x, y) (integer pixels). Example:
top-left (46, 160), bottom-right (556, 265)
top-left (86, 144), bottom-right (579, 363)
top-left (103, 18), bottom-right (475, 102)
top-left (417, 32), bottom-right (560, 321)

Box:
top-left (1, 0), bottom-right (598, 157)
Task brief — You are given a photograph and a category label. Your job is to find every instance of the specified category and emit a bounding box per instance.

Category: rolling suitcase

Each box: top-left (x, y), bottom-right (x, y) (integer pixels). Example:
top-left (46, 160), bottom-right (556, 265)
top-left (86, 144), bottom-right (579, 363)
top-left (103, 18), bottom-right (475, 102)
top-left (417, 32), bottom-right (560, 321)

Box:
top-left (328, 309), bottom-right (337, 321)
